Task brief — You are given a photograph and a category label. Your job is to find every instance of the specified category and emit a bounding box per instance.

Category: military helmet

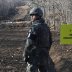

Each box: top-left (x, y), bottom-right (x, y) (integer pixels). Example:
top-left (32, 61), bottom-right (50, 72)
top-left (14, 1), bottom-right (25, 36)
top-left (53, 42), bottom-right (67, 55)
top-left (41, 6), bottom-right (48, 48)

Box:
top-left (29, 7), bottom-right (43, 17)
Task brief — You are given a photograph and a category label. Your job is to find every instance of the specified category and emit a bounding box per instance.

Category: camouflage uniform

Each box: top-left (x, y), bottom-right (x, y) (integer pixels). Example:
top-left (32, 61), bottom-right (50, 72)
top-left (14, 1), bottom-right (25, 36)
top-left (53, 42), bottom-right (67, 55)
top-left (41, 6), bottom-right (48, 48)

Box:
top-left (23, 7), bottom-right (56, 72)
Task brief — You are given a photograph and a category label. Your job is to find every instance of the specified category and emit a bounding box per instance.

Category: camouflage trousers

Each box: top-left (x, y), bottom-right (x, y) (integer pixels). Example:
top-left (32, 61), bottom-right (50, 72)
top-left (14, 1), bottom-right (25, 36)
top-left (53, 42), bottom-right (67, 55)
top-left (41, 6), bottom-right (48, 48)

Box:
top-left (26, 63), bottom-right (49, 72)
top-left (26, 49), bottom-right (56, 72)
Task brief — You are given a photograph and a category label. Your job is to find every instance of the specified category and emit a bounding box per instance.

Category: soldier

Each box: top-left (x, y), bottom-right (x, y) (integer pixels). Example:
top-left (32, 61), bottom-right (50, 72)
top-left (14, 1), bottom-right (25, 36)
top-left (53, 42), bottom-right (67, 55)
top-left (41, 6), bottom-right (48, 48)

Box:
top-left (23, 7), bottom-right (56, 72)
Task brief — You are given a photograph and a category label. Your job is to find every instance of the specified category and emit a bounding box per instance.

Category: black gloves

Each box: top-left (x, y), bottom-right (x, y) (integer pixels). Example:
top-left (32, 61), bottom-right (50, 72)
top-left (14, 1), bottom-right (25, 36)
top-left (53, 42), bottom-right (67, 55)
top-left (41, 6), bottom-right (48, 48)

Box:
top-left (24, 56), bottom-right (29, 63)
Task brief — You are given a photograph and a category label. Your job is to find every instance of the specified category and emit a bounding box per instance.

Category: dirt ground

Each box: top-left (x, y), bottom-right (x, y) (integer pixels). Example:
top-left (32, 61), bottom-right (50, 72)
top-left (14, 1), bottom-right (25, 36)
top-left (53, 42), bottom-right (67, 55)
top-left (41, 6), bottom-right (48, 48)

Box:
top-left (0, 22), bottom-right (72, 72)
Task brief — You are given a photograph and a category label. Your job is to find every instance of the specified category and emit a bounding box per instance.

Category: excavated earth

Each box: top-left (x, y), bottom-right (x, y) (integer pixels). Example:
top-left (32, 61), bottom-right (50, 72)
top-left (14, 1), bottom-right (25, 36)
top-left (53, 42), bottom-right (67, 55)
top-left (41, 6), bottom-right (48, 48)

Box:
top-left (0, 21), bottom-right (72, 72)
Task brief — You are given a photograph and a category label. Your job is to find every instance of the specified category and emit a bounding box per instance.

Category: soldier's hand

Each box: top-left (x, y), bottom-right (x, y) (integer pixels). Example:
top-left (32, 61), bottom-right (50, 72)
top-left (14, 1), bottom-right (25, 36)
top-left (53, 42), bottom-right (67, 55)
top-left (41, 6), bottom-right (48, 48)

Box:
top-left (24, 57), bottom-right (29, 63)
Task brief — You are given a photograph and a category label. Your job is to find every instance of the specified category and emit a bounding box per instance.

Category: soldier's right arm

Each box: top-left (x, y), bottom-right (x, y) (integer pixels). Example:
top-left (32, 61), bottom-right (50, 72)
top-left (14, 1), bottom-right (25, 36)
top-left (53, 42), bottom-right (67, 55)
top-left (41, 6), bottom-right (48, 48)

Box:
top-left (23, 26), bottom-right (37, 62)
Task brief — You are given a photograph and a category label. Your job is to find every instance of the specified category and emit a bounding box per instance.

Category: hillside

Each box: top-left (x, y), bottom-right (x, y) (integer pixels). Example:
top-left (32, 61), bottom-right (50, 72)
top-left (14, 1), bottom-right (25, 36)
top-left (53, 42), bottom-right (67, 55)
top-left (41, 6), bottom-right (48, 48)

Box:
top-left (0, 0), bottom-right (72, 72)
